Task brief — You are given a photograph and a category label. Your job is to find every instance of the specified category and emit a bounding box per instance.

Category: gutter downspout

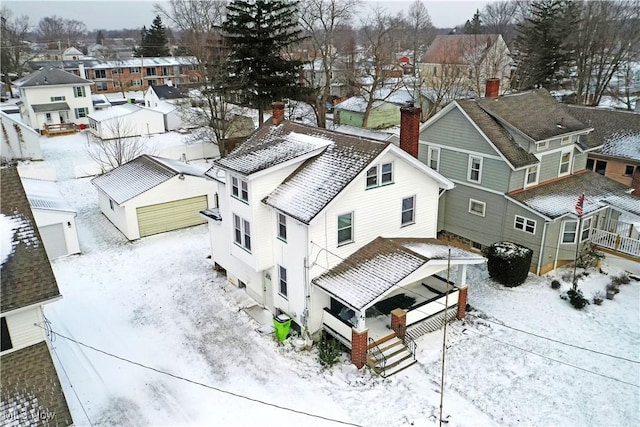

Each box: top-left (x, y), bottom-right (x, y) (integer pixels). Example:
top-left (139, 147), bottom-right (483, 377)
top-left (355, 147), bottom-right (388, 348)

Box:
top-left (536, 220), bottom-right (549, 275)
top-left (554, 219), bottom-right (562, 271)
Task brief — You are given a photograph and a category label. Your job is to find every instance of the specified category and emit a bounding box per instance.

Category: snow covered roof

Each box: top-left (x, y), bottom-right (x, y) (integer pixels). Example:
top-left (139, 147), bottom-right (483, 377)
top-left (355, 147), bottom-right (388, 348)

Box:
top-left (153, 100), bottom-right (177, 114)
top-left (213, 122), bottom-right (333, 176)
top-left (334, 88), bottom-right (416, 113)
top-left (333, 125), bottom-right (394, 141)
top-left (21, 178), bottom-right (75, 213)
top-left (91, 155), bottom-right (209, 204)
top-left (476, 89), bottom-right (592, 143)
top-left (92, 94), bottom-right (111, 107)
top-left (88, 103), bottom-right (141, 121)
top-left (13, 66), bottom-right (92, 87)
top-left (312, 237), bottom-right (484, 310)
top-left (0, 342), bottom-right (74, 426)
top-left (1, 167), bottom-right (61, 313)
top-left (565, 106), bottom-right (640, 161)
top-left (508, 170), bottom-right (640, 219)
top-left (27, 56), bottom-right (198, 71)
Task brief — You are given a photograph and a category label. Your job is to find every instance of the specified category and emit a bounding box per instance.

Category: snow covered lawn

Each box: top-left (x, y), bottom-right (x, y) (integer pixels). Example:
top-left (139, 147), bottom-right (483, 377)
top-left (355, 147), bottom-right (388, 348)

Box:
top-left (38, 136), bottom-right (639, 426)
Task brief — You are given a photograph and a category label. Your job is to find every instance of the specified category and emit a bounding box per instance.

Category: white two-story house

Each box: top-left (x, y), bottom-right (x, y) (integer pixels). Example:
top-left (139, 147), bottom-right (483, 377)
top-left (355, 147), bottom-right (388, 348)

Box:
top-left (14, 67), bottom-right (94, 132)
top-left (202, 103), bottom-right (484, 374)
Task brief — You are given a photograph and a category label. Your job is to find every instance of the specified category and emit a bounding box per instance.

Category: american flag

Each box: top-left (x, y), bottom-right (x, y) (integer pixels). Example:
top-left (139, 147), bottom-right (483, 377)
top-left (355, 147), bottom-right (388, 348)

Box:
top-left (575, 194), bottom-right (585, 216)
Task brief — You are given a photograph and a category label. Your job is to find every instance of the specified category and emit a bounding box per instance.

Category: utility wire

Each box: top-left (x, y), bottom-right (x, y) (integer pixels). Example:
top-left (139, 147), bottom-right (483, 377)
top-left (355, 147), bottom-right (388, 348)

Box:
top-left (51, 345), bottom-right (95, 427)
top-left (36, 324), bottom-right (362, 427)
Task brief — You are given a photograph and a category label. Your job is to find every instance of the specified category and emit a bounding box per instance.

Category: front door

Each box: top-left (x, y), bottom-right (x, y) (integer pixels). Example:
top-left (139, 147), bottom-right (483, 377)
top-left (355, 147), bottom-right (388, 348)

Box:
top-left (264, 272), bottom-right (274, 312)
top-left (59, 111), bottom-right (68, 123)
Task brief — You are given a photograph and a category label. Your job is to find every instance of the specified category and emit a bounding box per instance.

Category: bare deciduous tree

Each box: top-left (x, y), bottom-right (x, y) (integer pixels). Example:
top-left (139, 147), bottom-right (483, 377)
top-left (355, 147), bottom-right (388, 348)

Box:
top-left (480, 1), bottom-right (520, 44)
top-left (87, 117), bottom-right (152, 173)
top-left (36, 15), bottom-right (86, 46)
top-left (299, 0), bottom-right (362, 128)
top-left (1, 7), bottom-right (32, 97)
top-left (407, 0), bottom-right (434, 66)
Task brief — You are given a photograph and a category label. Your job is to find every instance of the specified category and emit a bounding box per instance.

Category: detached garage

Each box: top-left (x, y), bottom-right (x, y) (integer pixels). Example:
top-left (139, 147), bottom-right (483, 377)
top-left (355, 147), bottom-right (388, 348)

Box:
top-left (91, 155), bottom-right (216, 240)
top-left (21, 178), bottom-right (80, 259)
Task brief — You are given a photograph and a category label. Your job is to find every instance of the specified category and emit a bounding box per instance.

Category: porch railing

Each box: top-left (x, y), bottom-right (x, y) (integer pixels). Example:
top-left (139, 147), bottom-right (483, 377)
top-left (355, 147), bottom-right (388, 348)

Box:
top-left (402, 333), bottom-right (417, 361)
top-left (406, 289), bottom-right (459, 326)
top-left (322, 308), bottom-right (352, 349)
top-left (43, 123), bottom-right (78, 136)
top-left (368, 337), bottom-right (387, 375)
top-left (590, 229), bottom-right (640, 258)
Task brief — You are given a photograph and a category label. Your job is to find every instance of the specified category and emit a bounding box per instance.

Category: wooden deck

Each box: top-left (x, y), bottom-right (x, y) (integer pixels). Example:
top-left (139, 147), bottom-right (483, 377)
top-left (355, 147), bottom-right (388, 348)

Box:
top-left (42, 123), bottom-right (78, 137)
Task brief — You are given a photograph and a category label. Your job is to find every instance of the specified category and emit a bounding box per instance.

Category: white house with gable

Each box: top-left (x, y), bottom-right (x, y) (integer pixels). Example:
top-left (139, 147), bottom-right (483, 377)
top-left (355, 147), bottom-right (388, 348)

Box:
top-left (202, 103), bottom-right (484, 375)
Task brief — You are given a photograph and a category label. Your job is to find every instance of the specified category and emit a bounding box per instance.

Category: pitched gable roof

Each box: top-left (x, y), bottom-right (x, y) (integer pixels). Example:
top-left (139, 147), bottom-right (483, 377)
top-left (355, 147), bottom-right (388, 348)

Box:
top-left (91, 155), bottom-right (208, 204)
top-left (421, 34), bottom-right (502, 64)
top-left (13, 67), bottom-right (92, 88)
top-left (1, 168), bottom-right (61, 313)
top-left (456, 100), bottom-right (539, 169)
top-left (312, 237), bottom-right (484, 310)
top-left (565, 106), bottom-right (640, 159)
top-left (476, 89), bottom-right (591, 142)
top-left (22, 178), bottom-right (75, 213)
top-left (508, 170), bottom-right (640, 219)
top-left (150, 84), bottom-right (188, 100)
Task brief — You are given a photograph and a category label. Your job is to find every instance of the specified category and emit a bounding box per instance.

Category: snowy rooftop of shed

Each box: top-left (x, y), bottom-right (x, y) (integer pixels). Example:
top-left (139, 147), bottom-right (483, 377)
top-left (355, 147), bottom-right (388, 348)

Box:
top-left (91, 155), bottom-right (208, 204)
top-left (21, 178), bottom-right (75, 213)
top-left (508, 170), bottom-right (640, 219)
top-left (312, 237), bottom-right (484, 310)
top-left (88, 103), bottom-right (140, 121)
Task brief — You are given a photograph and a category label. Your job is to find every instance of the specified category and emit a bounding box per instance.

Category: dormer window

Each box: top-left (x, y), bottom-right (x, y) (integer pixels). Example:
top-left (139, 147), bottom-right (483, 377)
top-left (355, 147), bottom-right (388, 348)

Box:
top-left (231, 177), bottom-right (249, 202)
top-left (365, 162), bottom-right (393, 189)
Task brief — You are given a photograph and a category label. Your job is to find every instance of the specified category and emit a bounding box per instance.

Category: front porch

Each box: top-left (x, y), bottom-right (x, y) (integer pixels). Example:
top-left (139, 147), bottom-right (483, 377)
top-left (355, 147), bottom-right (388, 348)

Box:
top-left (590, 217), bottom-right (640, 259)
top-left (42, 122), bottom-right (79, 137)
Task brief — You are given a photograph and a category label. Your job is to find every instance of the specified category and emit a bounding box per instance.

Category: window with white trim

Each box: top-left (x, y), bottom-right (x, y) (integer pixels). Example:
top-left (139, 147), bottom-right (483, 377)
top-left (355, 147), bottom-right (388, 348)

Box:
top-left (231, 177), bottom-right (249, 203)
top-left (74, 86), bottom-right (85, 97)
top-left (96, 81), bottom-right (108, 91)
top-left (514, 215), bottom-right (536, 234)
top-left (365, 163), bottom-right (393, 188)
top-left (468, 199), bottom-right (486, 217)
top-left (74, 108), bottom-right (88, 119)
top-left (50, 96), bottom-right (66, 102)
top-left (561, 135), bottom-right (572, 145)
top-left (278, 265), bottom-right (287, 298)
top-left (562, 220), bottom-right (577, 244)
top-left (337, 212), bottom-right (353, 245)
top-left (130, 67), bottom-right (141, 73)
top-left (581, 217), bottom-right (592, 241)
top-left (277, 213), bottom-right (287, 241)
top-left (525, 165), bottom-right (539, 186)
top-left (381, 163), bottom-right (393, 184)
top-left (401, 196), bottom-right (415, 226)
top-left (537, 141), bottom-right (548, 151)
top-left (428, 147), bottom-right (440, 171)
top-left (94, 69), bottom-right (106, 79)
top-left (45, 113), bottom-right (52, 123)
top-left (233, 214), bottom-right (251, 251)
top-left (559, 151), bottom-right (572, 175)
top-left (468, 156), bottom-right (482, 182)
top-left (366, 166), bottom-right (377, 188)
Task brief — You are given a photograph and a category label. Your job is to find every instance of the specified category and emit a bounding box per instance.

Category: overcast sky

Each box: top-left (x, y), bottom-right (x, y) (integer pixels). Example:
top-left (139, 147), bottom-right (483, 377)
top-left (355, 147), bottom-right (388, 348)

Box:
top-left (4, 0), bottom-right (490, 32)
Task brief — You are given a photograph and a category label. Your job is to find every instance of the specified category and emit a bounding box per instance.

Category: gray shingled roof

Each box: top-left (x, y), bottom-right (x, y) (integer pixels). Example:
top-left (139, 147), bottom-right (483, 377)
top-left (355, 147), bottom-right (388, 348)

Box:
top-left (565, 106), bottom-right (640, 157)
top-left (1, 167), bottom-right (61, 313)
top-left (13, 67), bottom-right (92, 87)
top-left (457, 100), bottom-right (539, 169)
top-left (0, 342), bottom-right (73, 427)
top-left (508, 170), bottom-right (640, 219)
top-left (312, 237), bottom-right (484, 310)
top-left (91, 155), bottom-right (208, 204)
top-left (31, 102), bottom-right (70, 113)
top-left (151, 84), bottom-right (187, 100)
top-left (213, 121), bottom-right (333, 176)
top-left (476, 89), bottom-right (591, 142)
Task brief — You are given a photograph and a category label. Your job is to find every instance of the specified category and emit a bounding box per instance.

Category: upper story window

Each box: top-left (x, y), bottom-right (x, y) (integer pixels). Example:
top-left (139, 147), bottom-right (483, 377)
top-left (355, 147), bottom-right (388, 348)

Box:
top-left (559, 151), bottom-right (572, 176)
top-left (561, 135), bottom-right (572, 145)
top-left (401, 196), bottom-right (415, 226)
top-left (624, 165), bottom-right (635, 176)
top-left (468, 155), bottom-right (483, 183)
top-left (525, 165), bottom-right (539, 186)
top-left (428, 147), bottom-right (440, 171)
top-left (130, 67), bottom-right (141, 73)
top-left (50, 96), bottom-right (65, 102)
top-left (74, 86), bottom-right (86, 97)
top-left (146, 67), bottom-right (157, 76)
top-left (112, 68), bottom-right (122, 74)
top-left (514, 215), bottom-right (536, 234)
top-left (279, 265), bottom-right (287, 298)
top-left (337, 212), bottom-right (353, 245)
top-left (233, 214), bottom-right (251, 252)
top-left (536, 141), bottom-right (548, 152)
top-left (94, 69), bottom-right (106, 79)
top-left (1, 317), bottom-right (13, 352)
top-left (277, 213), bottom-right (287, 242)
top-left (366, 163), bottom-right (393, 189)
top-left (562, 220), bottom-right (577, 244)
top-left (231, 177), bottom-right (249, 203)
top-left (469, 199), bottom-right (486, 217)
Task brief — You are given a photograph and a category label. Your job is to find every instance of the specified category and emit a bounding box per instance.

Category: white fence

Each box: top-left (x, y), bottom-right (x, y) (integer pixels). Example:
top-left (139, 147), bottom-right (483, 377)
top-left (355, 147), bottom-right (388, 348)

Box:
top-left (591, 229), bottom-right (640, 258)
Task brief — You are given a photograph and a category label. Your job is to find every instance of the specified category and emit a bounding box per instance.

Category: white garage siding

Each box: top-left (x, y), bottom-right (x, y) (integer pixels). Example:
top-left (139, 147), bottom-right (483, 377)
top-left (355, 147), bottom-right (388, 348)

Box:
top-left (39, 223), bottom-right (69, 259)
top-left (136, 195), bottom-right (208, 237)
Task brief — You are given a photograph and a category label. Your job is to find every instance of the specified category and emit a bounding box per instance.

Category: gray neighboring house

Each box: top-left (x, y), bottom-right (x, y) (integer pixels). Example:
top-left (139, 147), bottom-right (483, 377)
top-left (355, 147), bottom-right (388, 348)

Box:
top-left (418, 87), bottom-right (640, 274)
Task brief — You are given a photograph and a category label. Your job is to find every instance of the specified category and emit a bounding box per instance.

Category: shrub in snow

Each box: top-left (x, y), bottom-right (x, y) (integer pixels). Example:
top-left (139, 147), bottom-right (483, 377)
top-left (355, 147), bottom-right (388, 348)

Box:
top-left (576, 245), bottom-right (605, 269)
top-left (551, 280), bottom-right (561, 290)
top-left (593, 291), bottom-right (604, 305)
top-left (561, 287), bottom-right (590, 309)
top-left (317, 335), bottom-right (342, 368)
top-left (611, 273), bottom-right (630, 287)
top-left (483, 241), bottom-right (532, 287)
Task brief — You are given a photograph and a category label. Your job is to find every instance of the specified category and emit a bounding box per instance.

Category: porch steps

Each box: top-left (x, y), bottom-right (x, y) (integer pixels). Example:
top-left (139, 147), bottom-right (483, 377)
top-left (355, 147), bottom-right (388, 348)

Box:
top-left (406, 307), bottom-right (458, 340)
top-left (368, 337), bottom-right (416, 378)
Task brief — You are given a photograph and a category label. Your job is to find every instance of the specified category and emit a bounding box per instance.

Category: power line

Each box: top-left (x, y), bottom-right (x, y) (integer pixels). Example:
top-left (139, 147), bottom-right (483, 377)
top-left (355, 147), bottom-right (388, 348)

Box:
top-left (51, 345), bottom-right (95, 427)
top-left (36, 324), bottom-right (362, 427)
top-left (461, 326), bottom-right (640, 389)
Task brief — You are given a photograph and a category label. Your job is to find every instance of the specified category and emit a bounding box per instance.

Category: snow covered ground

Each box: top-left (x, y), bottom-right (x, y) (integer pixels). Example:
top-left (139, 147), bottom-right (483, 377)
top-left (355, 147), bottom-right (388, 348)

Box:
top-left (34, 133), bottom-right (640, 426)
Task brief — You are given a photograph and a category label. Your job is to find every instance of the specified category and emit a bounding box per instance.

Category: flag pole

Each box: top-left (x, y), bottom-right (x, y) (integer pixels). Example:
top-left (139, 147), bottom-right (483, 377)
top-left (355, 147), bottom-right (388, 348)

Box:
top-left (572, 194), bottom-right (585, 289)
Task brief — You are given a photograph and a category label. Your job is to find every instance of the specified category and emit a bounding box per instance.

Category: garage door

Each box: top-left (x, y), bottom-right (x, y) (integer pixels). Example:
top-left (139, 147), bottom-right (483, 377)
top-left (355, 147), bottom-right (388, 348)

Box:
top-left (39, 223), bottom-right (68, 259)
top-left (136, 195), bottom-right (208, 238)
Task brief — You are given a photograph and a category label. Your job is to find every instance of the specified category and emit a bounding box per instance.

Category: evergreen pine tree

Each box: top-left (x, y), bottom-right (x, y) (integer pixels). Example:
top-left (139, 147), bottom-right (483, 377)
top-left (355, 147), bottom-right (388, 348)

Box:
top-left (222, 0), bottom-right (309, 123)
top-left (515, 0), bottom-right (580, 89)
top-left (464, 9), bottom-right (483, 34)
top-left (134, 16), bottom-right (170, 57)
top-left (96, 30), bottom-right (104, 45)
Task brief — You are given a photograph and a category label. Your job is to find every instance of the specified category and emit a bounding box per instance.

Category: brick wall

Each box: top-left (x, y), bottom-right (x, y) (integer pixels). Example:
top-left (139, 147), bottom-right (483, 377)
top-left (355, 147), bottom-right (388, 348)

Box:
top-left (351, 328), bottom-right (368, 369)
top-left (390, 308), bottom-right (407, 339)
top-left (456, 286), bottom-right (468, 319)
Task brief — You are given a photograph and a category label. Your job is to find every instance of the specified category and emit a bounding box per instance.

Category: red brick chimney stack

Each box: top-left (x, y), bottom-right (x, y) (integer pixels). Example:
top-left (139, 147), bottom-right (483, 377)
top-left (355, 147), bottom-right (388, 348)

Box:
top-left (399, 106), bottom-right (421, 158)
top-left (485, 78), bottom-right (500, 99)
top-left (272, 101), bottom-right (285, 125)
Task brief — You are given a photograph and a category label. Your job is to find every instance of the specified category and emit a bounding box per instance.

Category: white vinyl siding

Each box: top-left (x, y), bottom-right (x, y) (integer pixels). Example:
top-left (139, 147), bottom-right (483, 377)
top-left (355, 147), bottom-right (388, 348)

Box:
top-left (366, 163), bottom-right (393, 189)
top-left (337, 212), bottom-right (353, 245)
top-left (233, 214), bottom-right (251, 252)
top-left (514, 215), bottom-right (536, 234)
top-left (231, 177), bottom-right (249, 203)
top-left (468, 199), bottom-right (486, 217)
top-left (278, 265), bottom-right (287, 298)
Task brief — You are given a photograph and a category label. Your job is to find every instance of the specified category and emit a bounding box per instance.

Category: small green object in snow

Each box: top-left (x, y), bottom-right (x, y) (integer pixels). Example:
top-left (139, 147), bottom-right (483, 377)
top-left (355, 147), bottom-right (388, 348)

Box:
top-left (273, 314), bottom-right (291, 342)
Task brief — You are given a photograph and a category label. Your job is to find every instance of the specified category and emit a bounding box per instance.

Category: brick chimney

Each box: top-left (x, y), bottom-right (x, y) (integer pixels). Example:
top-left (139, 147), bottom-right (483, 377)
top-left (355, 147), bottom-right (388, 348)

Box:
top-left (272, 101), bottom-right (285, 125)
top-left (485, 78), bottom-right (500, 99)
top-left (399, 106), bottom-right (421, 158)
